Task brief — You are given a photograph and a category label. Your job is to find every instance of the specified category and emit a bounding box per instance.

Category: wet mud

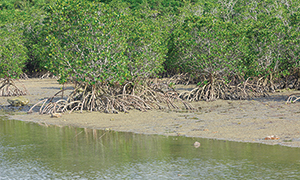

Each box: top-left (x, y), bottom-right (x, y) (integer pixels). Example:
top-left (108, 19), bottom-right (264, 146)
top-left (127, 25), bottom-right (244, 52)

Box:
top-left (1, 78), bottom-right (300, 148)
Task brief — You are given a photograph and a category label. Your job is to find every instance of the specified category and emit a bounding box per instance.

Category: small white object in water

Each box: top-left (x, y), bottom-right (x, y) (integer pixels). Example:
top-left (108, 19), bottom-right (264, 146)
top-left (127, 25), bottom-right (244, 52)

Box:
top-left (194, 141), bottom-right (201, 148)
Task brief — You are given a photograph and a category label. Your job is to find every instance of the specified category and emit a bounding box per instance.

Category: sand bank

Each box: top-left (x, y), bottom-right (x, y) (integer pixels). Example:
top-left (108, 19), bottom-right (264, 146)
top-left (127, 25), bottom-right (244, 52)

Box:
top-left (1, 78), bottom-right (300, 148)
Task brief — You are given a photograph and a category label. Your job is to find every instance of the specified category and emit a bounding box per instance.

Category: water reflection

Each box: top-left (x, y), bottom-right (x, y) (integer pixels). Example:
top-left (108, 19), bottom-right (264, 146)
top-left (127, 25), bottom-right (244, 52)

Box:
top-left (0, 117), bottom-right (299, 179)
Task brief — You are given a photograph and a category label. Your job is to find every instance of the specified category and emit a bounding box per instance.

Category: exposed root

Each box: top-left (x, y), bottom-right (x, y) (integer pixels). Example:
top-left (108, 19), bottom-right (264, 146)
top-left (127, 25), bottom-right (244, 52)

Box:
top-left (0, 78), bottom-right (28, 96)
top-left (179, 77), bottom-right (269, 101)
top-left (40, 71), bottom-right (56, 79)
top-left (286, 93), bottom-right (300, 104)
top-left (277, 71), bottom-right (300, 90)
top-left (28, 81), bottom-right (194, 115)
top-left (254, 75), bottom-right (276, 93)
top-left (163, 73), bottom-right (190, 85)
top-left (27, 89), bottom-right (67, 114)
top-left (19, 73), bottom-right (29, 80)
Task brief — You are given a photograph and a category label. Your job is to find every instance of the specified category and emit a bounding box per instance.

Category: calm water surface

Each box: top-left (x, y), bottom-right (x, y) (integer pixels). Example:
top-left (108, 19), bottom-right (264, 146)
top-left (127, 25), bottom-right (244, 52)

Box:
top-left (0, 116), bottom-right (300, 179)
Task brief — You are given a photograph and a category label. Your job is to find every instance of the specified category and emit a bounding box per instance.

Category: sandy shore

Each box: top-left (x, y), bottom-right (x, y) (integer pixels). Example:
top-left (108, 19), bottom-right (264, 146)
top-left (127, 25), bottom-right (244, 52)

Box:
top-left (1, 78), bottom-right (300, 148)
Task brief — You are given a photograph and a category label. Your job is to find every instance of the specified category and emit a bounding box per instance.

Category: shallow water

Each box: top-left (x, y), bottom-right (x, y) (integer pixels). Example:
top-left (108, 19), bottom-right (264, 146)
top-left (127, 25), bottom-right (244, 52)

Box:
top-left (0, 117), bottom-right (300, 179)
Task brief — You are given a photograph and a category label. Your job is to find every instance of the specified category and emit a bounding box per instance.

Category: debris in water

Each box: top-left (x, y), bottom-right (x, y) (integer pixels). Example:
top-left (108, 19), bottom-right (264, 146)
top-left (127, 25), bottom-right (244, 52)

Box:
top-left (193, 141), bottom-right (201, 148)
top-left (264, 135), bottom-right (279, 140)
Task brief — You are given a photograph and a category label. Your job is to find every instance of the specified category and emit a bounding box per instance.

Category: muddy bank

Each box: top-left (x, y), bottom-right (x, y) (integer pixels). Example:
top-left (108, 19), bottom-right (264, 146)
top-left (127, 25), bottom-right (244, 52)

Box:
top-left (1, 78), bottom-right (300, 148)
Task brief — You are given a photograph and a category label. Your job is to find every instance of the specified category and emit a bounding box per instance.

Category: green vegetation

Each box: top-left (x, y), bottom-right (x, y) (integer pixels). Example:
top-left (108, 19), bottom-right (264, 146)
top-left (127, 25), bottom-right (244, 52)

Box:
top-left (40, 0), bottom-right (166, 85)
top-left (165, 0), bottom-right (300, 100)
top-left (0, 0), bottom-right (31, 95)
top-left (1, 0), bottom-right (300, 109)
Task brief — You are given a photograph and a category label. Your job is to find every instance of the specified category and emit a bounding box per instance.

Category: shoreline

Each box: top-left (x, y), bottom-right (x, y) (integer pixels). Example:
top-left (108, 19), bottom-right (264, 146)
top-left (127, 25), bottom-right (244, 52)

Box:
top-left (1, 78), bottom-right (300, 148)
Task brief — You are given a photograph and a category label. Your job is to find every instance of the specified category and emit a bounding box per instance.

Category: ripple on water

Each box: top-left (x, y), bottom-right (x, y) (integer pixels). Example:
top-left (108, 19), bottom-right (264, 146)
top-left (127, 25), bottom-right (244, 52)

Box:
top-left (0, 118), bottom-right (300, 179)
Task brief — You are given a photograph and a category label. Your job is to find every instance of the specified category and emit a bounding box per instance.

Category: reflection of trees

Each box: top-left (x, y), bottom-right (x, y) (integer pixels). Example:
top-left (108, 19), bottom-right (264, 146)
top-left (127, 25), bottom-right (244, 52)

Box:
top-left (0, 118), bottom-right (299, 176)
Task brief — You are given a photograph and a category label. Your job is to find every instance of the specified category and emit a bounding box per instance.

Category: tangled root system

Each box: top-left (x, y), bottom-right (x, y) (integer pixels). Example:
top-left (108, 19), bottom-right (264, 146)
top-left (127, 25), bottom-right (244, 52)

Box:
top-left (163, 73), bottom-right (191, 85)
top-left (28, 80), bottom-right (194, 115)
top-left (0, 78), bottom-right (28, 96)
top-left (180, 77), bottom-right (269, 101)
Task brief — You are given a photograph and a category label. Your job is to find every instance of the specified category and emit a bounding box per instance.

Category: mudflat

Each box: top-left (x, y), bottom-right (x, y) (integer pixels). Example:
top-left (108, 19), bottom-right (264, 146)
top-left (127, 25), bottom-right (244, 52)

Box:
top-left (1, 78), bottom-right (300, 148)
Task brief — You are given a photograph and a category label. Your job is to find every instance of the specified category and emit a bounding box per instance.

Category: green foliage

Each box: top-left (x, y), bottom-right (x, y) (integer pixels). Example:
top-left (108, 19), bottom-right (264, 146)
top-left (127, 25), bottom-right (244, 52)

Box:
top-left (237, 0), bottom-right (300, 78)
top-left (40, 0), bottom-right (124, 84)
top-left (126, 9), bottom-right (167, 79)
top-left (164, 0), bottom-right (300, 81)
top-left (0, 0), bottom-right (55, 76)
top-left (21, 0), bottom-right (56, 74)
top-left (0, 27), bottom-right (27, 78)
top-left (106, 0), bottom-right (184, 14)
top-left (167, 15), bottom-right (241, 78)
top-left (40, 0), bottom-right (166, 85)
top-left (1, 0), bottom-right (300, 88)
top-left (0, 5), bottom-right (28, 79)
